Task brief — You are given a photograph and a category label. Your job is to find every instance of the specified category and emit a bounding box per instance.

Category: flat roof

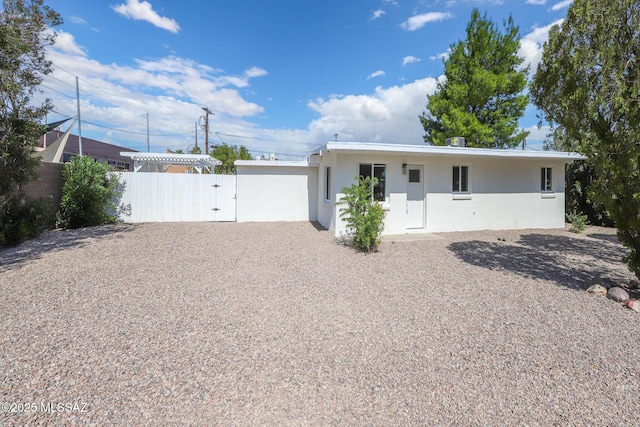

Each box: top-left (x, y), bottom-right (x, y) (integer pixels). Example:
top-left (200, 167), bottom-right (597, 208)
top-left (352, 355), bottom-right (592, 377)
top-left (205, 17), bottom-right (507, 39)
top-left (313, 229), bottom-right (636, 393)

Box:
top-left (235, 160), bottom-right (315, 168)
top-left (318, 142), bottom-right (586, 161)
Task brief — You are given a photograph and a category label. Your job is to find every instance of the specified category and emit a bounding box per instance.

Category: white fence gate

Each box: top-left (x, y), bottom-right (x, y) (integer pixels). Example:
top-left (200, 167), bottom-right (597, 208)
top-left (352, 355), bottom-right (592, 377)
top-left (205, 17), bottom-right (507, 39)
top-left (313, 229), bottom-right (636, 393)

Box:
top-left (115, 172), bottom-right (236, 222)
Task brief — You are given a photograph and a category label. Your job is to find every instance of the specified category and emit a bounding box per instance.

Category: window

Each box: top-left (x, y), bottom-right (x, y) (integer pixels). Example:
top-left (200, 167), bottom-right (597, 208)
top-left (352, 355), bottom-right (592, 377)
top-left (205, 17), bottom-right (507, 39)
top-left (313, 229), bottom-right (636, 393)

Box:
top-left (409, 169), bottom-right (420, 183)
top-left (453, 165), bottom-right (469, 193)
top-left (359, 163), bottom-right (386, 201)
top-left (324, 166), bottom-right (331, 202)
top-left (541, 167), bottom-right (552, 192)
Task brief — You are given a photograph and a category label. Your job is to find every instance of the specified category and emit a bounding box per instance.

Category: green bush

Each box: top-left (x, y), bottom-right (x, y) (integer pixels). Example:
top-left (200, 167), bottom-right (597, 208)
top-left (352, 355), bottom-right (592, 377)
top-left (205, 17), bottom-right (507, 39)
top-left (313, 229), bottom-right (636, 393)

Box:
top-left (567, 211), bottom-right (588, 233)
top-left (338, 176), bottom-right (386, 252)
top-left (0, 195), bottom-right (53, 248)
top-left (57, 156), bottom-right (119, 229)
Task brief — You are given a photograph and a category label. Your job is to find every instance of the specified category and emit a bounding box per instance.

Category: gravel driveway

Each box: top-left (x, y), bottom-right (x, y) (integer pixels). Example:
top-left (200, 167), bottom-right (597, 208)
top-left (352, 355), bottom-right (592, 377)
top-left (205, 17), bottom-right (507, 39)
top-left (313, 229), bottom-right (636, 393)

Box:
top-left (1, 222), bottom-right (639, 426)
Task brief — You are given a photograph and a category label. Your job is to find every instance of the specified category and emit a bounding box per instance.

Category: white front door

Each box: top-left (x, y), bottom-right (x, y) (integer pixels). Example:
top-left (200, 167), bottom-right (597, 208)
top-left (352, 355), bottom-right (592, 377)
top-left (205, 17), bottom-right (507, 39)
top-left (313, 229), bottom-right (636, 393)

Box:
top-left (407, 165), bottom-right (425, 229)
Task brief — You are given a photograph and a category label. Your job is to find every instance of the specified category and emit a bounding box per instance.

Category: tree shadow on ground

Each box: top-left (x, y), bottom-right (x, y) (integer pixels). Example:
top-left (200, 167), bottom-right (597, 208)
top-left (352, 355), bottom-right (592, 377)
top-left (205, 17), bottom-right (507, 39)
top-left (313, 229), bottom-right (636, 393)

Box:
top-left (448, 233), bottom-right (629, 291)
top-left (586, 232), bottom-right (620, 245)
top-left (0, 223), bottom-right (137, 272)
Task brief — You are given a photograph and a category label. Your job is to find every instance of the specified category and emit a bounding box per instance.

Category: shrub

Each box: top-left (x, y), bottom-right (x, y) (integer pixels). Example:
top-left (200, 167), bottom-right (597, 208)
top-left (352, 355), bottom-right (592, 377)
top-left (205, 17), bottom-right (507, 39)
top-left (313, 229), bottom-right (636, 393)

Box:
top-left (567, 211), bottom-right (588, 233)
top-left (0, 195), bottom-right (53, 248)
top-left (57, 156), bottom-right (119, 229)
top-left (338, 176), bottom-right (386, 252)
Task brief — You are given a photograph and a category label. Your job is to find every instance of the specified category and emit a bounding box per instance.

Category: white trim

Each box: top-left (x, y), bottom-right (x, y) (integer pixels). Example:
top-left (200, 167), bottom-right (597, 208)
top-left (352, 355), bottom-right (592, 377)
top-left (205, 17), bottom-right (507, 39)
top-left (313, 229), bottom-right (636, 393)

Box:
top-left (452, 164), bottom-right (471, 194)
top-left (235, 160), bottom-right (315, 168)
top-left (320, 142), bottom-right (585, 160)
top-left (453, 194), bottom-right (473, 200)
top-left (120, 152), bottom-right (220, 173)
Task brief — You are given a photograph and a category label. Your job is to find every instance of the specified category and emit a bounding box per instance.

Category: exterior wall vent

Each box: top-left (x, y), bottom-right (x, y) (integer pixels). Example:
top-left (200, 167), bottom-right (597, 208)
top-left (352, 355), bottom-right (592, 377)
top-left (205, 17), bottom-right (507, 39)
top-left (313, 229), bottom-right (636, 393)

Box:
top-left (445, 137), bottom-right (466, 147)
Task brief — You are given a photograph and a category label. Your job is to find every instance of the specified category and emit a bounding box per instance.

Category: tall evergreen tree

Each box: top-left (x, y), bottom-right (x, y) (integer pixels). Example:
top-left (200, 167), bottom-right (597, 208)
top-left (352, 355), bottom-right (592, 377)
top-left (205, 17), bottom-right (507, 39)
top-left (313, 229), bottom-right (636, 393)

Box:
top-left (0, 0), bottom-right (61, 196)
top-left (531, 0), bottom-right (640, 276)
top-left (420, 9), bottom-right (529, 148)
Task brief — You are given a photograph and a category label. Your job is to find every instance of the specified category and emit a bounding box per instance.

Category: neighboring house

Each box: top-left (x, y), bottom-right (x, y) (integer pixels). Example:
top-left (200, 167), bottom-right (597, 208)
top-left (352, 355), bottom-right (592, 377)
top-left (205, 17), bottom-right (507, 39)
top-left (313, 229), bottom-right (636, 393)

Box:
top-left (236, 142), bottom-right (585, 236)
top-left (37, 129), bottom-right (136, 170)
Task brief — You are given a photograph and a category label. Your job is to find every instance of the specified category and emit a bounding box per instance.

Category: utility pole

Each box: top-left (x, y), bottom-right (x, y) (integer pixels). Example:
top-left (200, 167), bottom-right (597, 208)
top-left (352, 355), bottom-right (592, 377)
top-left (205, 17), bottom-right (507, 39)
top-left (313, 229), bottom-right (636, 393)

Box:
top-left (195, 121), bottom-right (198, 150)
top-left (146, 113), bottom-right (150, 152)
top-left (76, 76), bottom-right (83, 156)
top-left (201, 107), bottom-right (214, 155)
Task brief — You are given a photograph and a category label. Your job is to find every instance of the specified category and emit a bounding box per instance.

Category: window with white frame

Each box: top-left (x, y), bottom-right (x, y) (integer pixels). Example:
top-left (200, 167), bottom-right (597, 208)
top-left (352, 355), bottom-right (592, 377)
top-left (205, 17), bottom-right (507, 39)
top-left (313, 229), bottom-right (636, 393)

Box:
top-left (541, 167), bottom-right (553, 192)
top-left (324, 166), bottom-right (331, 201)
top-left (359, 163), bottom-right (386, 201)
top-left (452, 165), bottom-right (469, 193)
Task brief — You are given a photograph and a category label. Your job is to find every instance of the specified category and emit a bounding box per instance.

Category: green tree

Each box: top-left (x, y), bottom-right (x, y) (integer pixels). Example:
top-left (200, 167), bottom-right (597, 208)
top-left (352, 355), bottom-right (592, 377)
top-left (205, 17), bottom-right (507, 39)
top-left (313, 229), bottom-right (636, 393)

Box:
top-left (0, 0), bottom-right (61, 197)
top-left (57, 156), bottom-right (119, 229)
top-left (420, 8), bottom-right (529, 148)
top-left (210, 143), bottom-right (252, 174)
top-left (542, 123), bottom-right (612, 227)
top-left (338, 176), bottom-right (386, 253)
top-left (530, 0), bottom-right (640, 275)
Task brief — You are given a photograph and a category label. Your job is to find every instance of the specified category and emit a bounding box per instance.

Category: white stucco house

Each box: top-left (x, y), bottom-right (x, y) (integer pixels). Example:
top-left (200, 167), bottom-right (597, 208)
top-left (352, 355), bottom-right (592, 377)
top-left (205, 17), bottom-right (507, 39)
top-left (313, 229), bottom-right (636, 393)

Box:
top-left (236, 142), bottom-right (585, 236)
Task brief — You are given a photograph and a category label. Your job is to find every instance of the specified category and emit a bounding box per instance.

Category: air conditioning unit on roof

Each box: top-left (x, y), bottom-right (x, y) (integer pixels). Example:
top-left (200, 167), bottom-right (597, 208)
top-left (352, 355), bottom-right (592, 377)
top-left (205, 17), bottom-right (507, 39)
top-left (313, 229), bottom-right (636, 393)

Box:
top-left (445, 137), bottom-right (465, 147)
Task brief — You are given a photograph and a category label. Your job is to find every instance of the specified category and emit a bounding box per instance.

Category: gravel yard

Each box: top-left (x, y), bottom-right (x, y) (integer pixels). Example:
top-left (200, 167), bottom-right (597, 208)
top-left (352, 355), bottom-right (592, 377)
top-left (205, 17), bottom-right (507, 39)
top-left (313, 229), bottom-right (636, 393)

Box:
top-left (1, 221), bottom-right (639, 426)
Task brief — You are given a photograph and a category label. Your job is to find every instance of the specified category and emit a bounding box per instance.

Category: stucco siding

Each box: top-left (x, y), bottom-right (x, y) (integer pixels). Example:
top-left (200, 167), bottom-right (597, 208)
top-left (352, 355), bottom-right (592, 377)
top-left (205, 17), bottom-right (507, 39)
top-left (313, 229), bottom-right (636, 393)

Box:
top-left (323, 152), bottom-right (568, 236)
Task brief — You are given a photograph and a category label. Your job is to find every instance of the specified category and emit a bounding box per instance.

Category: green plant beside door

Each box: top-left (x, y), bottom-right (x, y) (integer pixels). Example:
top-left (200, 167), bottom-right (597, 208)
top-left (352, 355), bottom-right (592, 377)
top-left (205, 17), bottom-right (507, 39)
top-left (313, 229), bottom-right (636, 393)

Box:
top-left (338, 176), bottom-right (386, 252)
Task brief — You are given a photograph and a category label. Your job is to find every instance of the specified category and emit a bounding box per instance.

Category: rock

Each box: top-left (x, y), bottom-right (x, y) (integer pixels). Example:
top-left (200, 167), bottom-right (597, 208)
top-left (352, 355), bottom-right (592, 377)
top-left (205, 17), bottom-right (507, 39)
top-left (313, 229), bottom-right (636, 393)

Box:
top-left (630, 278), bottom-right (640, 290)
top-left (607, 287), bottom-right (630, 303)
top-left (589, 276), bottom-right (612, 289)
top-left (586, 284), bottom-right (607, 296)
top-left (628, 300), bottom-right (640, 313)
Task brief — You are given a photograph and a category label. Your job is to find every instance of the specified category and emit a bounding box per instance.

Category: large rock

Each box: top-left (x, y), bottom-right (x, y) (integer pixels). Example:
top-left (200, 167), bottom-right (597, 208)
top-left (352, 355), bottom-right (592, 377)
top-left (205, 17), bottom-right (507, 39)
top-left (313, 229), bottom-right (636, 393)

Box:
top-left (586, 284), bottom-right (607, 296)
top-left (607, 287), bottom-right (630, 303)
top-left (630, 278), bottom-right (640, 290)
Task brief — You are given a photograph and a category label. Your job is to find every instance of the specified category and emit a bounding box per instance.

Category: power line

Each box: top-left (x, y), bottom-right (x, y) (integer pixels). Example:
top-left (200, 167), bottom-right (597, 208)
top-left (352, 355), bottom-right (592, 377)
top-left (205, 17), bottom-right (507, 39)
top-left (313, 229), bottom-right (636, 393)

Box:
top-left (214, 132), bottom-right (320, 147)
top-left (40, 84), bottom-right (76, 100)
top-left (43, 73), bottom-right (77, 89)
top-left (81, 119), bottom-right (193, 137)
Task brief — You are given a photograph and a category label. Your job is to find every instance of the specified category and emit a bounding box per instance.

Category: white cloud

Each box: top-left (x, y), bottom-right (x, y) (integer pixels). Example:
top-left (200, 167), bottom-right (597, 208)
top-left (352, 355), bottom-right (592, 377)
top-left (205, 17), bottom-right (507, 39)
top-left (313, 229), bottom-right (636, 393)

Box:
top-left (307, 77), bottom-right (439, 144)
top-left (52, 30), bottom-right (87, 57)
top-left (400, 12), bottom-right (453, 31)
top-left (371, 9), bottom-right (385, 20)
top-left (518, 19), bottom-right (564, 73)
top-left (69, 16), bottom-right (87, 25)
top-left (244, 66), bottom-right (268, 78)
top-left (367, 70), bottom-right (385, 80)
top-left (39, 40), bottom-right (272, 153)
top-left (402, 56), bottom-right (421, 66)
top-left (551, 0), bottom-right (572, 11)
top-left (526, 0), bottom-right (547, 4)
top-left (429, 49), bottom-right (451, 61)
top-left (112, 0), bottom-right (180, 33)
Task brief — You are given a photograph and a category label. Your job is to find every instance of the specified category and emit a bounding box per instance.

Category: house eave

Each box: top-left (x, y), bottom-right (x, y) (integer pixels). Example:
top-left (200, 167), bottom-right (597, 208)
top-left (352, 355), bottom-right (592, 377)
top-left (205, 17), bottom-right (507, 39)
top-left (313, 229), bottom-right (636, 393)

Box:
top-left (319, 142), bottom-right (586, 161)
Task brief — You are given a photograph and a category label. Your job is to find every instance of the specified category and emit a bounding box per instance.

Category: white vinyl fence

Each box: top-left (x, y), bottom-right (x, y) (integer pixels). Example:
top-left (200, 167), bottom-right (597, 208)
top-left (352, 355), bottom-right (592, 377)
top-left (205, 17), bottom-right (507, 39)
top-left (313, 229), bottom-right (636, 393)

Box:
top-left (115, 172), bottom-right (236, 222)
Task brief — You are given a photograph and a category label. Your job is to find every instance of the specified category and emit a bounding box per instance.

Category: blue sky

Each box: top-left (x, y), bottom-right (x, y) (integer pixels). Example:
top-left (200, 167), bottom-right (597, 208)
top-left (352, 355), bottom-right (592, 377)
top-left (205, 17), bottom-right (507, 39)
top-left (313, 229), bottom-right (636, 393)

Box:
top-left (37, 0), bottom-right (572, 158)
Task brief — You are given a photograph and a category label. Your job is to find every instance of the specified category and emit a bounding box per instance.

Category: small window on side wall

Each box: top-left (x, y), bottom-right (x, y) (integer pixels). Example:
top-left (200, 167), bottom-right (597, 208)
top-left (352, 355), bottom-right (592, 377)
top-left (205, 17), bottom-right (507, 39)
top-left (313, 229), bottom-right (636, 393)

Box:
top-left (453, 165), bottom-right (469, 193)
top-left (541, 167), bottom-right (553, 192)
top-left (324, 166), bottom-right (331, 201)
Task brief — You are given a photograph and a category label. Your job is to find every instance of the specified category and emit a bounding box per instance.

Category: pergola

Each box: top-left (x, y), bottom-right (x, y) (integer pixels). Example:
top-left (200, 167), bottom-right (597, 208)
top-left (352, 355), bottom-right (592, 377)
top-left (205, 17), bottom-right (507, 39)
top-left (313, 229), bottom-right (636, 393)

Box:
top-left (120, 152), bottom-right (221, 174)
